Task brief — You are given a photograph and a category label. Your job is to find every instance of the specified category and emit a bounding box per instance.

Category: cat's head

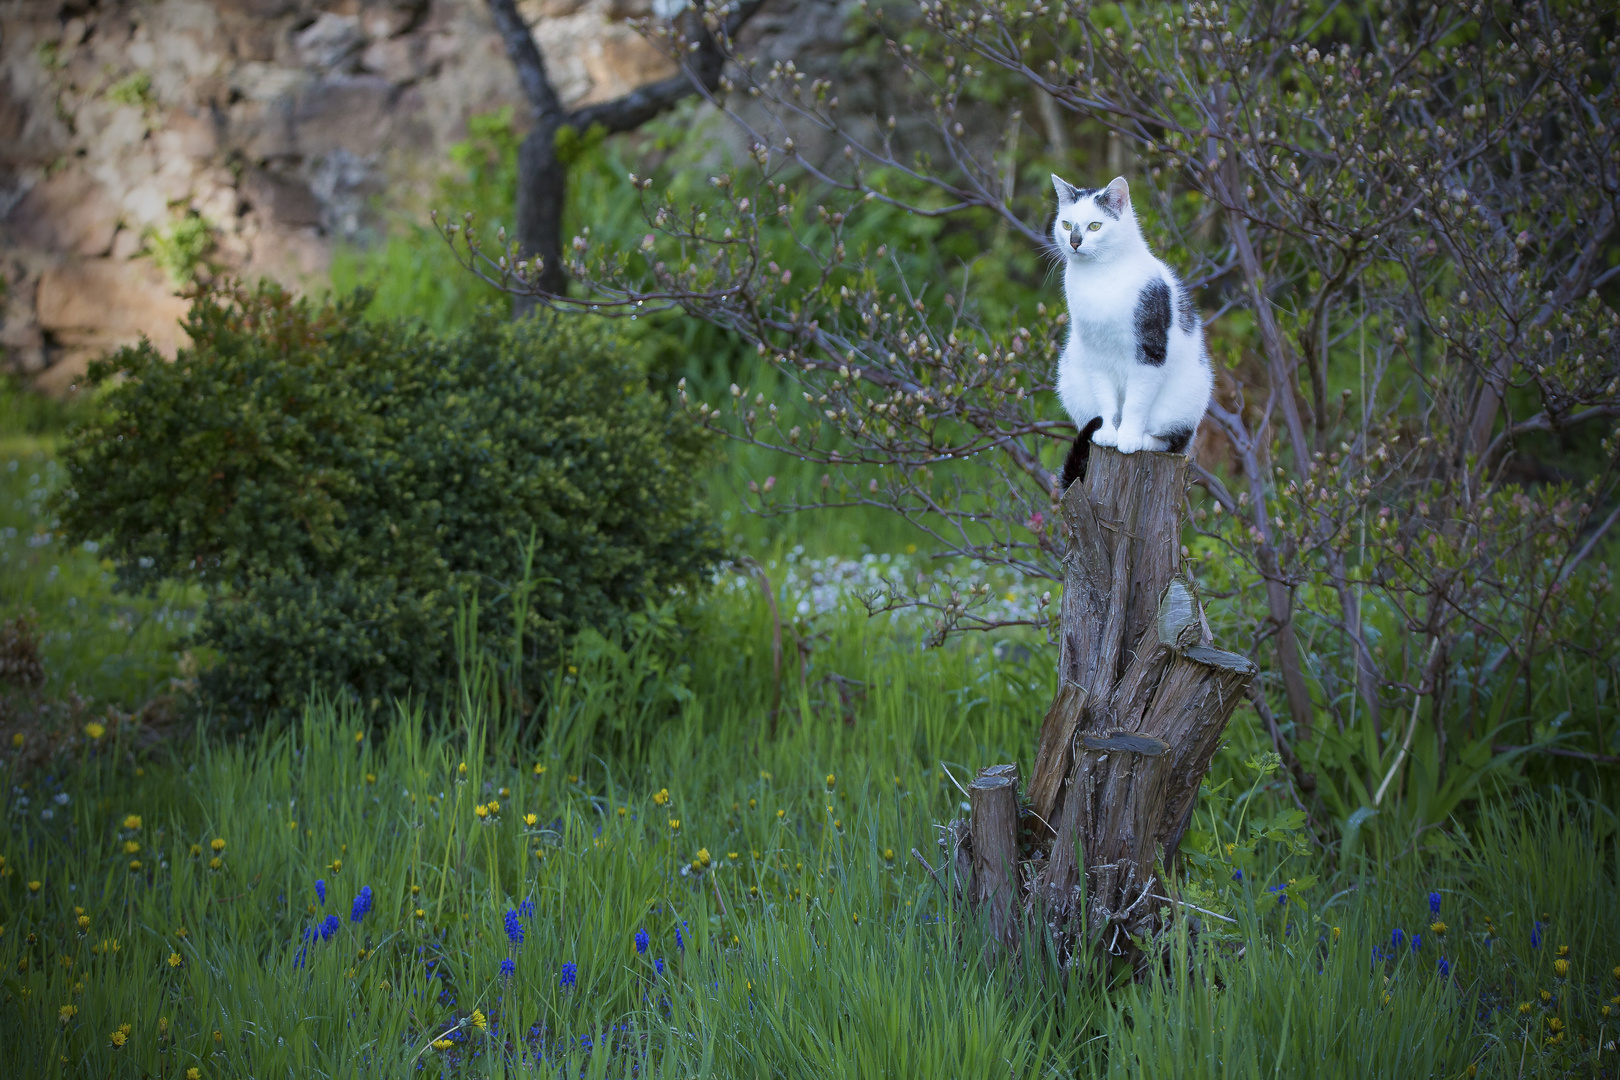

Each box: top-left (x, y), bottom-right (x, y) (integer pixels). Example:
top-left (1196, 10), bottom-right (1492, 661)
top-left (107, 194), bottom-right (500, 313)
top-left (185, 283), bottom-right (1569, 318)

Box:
top-left (1050, 175), bottom-right (1135, 261)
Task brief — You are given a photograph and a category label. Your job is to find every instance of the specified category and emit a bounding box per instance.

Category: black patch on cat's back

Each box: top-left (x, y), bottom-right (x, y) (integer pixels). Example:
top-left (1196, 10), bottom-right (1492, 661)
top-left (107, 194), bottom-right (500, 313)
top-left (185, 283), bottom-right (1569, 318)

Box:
top-left (1134, 278), bottom-right (1172, 366)
top-left (1175, 284), bottom-right (1198, 333)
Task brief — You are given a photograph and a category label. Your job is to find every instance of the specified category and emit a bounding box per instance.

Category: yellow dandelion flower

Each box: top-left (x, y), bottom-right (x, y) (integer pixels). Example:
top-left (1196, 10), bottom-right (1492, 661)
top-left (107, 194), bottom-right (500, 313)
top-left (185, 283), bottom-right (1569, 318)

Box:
top-left (697, 848), bottom-right (712, 866)
top-left (1466, 1066), bottom-right (1477, 1078)
top-left (84, 722), bottom-right (105, 741)
top-left (208, 857), bottom-right (221, 870)
top-left (27, 880), bottom-right (40, 892)
top-left (415, 908), bottom-right (426, 920)
top-left (1540, 990), bottom-right (1552, 1003)
top-left (669, 818), bottom-right (680, 830)
top-left (1332, 926), bottom-right (1341, 941)
top-left (158, 1017), bottom-right (168, 1037)
top-left (122, 815), bottom-right (141, 830)
top-left (129, 860), bottom-right (142, 871)
top-left (748, 885), bottom-right (758, 897)
top-left (187, 1070), bottom-right (201, 1080)
top-left (499, 787), bottom-right (509, 798)
top-left (748, 798), bottom-right (757, 809)
top-left (77, 915), bottom-right (89, 931)
top-left (1557, 944), bottom-right (1569, 958)
top-left (190, 844), bottom-right (201, 857)
top-left (776, 809), bottom-right (785, 819)
top-left (175, 925), bottom-right (187, 938)
top-left (728, 851), bottom-right (739, 860)
top-left (825, 774), bottom-right (836, 789)
top-left (474, 804), bottom-right (490, 819)
top-left (487, 799), bottom-right (500, 814)
top-left (210, 838), bottom-right (225, 853)
top-left (365, 773), bottom-right (376, 784)
top-left (433, 1038), bottom-right (454, 1051)
top-left (168, 952), bottom-right (183, 968)
top-left (470, 1009), bottom-right (488, 1032)
top-left (524, 813), bottom-right (538, 826)
top-left (533, 763), bottom-right (546, 775)
top-left (883, 848), bottom-right (895, 861)
top-left (58, 1004), bottom-right (76, 1024)
top-left (852, 913), bottom-right (859, 925)
top-left (653, 788), bottom-right (670, 806)
top-left (329, 859), bottom-right (342, 874)
top-left (10, 732), bottom-right (21, 746)
top-left (1548, 1017), bottom-right (1565, 1034)
top-left (457, 762), bottom-right (468, 777)
top-left (125, 841), bottom-right (140, 855)
top-left (617, 806), bottom-right (627, 817)
top-left (1554, 959), bottom-right (1569, 977)
top-left (109, 1029), bottom-right (127, 1048)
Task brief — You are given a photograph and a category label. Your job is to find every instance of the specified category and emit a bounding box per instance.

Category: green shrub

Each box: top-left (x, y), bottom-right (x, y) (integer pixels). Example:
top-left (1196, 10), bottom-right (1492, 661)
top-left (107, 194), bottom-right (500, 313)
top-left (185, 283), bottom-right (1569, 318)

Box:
top-left (54, 282), bottom-right (720, 721)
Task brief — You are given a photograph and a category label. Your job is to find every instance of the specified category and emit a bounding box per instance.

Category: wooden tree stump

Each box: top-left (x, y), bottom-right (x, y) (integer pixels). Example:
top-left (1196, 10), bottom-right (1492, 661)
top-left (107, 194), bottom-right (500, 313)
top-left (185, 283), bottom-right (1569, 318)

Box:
top-left (954, 446), bottom-right (1256, 969)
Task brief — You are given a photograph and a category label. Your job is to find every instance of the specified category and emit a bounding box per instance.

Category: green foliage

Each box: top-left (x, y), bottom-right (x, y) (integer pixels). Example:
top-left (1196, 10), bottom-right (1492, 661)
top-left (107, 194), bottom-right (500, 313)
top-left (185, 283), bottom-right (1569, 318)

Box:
top-left (329, 108), bottom-right (520, 330)
top-left (52, 282), bottom-right (721, 722)
top-left (144, 214), bottom-right (214, 286)
top-left (103, 70), bottom-right (153, 108)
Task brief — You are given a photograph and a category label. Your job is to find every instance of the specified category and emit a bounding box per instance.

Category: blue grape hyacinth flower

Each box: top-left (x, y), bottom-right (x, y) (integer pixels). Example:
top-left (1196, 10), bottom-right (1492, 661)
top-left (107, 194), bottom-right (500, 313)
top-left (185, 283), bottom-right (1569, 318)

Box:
top-left (655, 957), bottom-right (665, 975)
top-left (518, 898), bottom-right (535, 919)
top-left (504, 909), bottom-right (524, 946)
top-left (1429, 891), bottom-right (1441, 919)
top-left (350, 885), bottom-right (373, 923)
top-left (560, 962), bottom-right (577, 988)
top-left (319, 914), bottom-right (340, 941)
top-left (1531, 920), bottom-right (1543, 948)
top-left (315, 879), bottom-right (326, 906)
top-left (1437, 956), bottom-right (1451, 978)
top-left (500, 957), bottom-right (515, 979)
top-left (1391, 928), bottom-right (1405, 950)
top-left (635, 928), bottom-right (649, 954)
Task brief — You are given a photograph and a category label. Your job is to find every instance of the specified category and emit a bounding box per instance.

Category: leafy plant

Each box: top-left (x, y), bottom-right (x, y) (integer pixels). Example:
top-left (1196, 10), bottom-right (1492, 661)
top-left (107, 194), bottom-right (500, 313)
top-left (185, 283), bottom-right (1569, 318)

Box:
top-left (52, 282), bottom-right (721, 722)
top-left (145, 214), bottom-right (214, 286)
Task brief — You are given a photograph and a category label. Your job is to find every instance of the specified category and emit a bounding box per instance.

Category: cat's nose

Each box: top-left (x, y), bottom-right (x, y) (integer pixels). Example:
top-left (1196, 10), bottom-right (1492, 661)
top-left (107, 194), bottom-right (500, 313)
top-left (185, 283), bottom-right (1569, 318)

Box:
top-left (1069, 232), bottom-right (1082, 250)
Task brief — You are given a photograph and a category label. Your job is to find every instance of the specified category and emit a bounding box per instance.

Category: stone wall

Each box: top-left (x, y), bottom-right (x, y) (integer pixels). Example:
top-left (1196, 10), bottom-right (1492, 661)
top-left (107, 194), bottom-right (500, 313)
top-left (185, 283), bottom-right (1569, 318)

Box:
top-left (0, 0), bottom-right (689, 392)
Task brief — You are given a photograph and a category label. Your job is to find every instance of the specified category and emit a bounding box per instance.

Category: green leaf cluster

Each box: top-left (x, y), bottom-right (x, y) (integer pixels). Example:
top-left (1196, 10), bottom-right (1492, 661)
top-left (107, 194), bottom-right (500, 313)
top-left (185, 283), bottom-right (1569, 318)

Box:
top-left (53, 282), bottom-right (720, 722)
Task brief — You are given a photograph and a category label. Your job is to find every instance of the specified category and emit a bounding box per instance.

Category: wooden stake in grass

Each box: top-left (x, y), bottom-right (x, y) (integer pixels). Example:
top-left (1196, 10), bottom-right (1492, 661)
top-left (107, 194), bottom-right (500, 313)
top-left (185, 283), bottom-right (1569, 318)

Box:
top-left (964, 447), bottom-right (1257, 971)
top-left (969, 767), bottom-right (1019, 948)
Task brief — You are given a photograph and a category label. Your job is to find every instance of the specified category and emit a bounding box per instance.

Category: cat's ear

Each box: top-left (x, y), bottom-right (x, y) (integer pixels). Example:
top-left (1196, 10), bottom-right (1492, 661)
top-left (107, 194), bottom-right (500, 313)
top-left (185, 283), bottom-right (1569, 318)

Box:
top-left (1051, 174), bottom-right (1082, 204)
top-left (1097, 176), bottom-right (1130, 219)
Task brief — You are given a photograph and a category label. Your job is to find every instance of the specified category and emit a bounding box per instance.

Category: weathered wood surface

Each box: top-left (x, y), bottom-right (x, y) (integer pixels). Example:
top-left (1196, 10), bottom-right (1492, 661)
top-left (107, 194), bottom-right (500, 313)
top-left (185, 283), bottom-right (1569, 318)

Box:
top-left (971, 447), bottom-right (1258, 968)
top-left (969, 769), bottom-right (1020, 946)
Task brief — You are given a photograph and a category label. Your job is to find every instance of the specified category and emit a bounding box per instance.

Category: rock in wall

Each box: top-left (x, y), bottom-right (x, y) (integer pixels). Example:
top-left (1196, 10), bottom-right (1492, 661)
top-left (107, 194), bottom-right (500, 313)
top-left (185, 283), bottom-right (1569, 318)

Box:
top-left (0, 0), bottom-right (688, 392)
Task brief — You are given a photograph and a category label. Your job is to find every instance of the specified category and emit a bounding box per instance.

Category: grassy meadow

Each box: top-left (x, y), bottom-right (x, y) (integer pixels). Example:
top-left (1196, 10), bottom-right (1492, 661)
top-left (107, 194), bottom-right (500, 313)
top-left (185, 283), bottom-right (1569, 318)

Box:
top-left (2, 599), bottom-right (1618, 1078)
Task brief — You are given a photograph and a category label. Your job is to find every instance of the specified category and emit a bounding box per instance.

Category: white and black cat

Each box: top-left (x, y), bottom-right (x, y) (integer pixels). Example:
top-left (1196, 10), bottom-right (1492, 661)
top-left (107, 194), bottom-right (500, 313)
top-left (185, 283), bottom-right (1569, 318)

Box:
top-left (1050, 175), bottom-right (1212, 492)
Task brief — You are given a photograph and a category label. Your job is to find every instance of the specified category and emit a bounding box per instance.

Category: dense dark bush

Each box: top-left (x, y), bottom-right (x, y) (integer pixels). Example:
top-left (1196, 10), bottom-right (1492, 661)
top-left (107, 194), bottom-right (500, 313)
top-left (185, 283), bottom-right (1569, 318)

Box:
top-left (55, 282), bottom-right (719, 721)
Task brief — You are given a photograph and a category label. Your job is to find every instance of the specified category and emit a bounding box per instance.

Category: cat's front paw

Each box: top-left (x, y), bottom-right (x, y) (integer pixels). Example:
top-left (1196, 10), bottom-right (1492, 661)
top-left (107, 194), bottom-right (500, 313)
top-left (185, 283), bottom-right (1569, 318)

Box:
top-left (1090, 425), bottom-right (1120, 448)
top-left (1112, 430), bottom-right (1147, 454)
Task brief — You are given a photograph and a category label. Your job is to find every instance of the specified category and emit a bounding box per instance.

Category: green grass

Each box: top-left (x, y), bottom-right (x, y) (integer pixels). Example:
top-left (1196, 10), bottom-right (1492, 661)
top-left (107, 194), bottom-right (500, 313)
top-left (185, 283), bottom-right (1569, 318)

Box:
top-left (2, 589), bottom-right (1617, 1077)
top-left (0, 420), bottom-right (197, 708)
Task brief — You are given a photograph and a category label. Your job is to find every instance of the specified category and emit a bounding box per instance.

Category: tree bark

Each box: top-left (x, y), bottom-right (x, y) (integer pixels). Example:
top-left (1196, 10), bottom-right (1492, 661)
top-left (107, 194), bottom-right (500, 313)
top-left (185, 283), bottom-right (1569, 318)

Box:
top-left (965, 447), bottom-right (1256, 971)
top-left (969, 768), bottom-right (1020, 948)
top-left (482, 0), bottom-right (765, 316)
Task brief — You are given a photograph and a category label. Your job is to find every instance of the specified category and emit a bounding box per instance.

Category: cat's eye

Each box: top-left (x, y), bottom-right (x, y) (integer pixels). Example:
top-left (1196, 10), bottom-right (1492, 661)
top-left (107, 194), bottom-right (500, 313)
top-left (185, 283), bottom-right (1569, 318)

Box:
top-left (1088, 221), bottom-right (1103, 231)
top-left (1060, 221), bottom-right (1073, 231)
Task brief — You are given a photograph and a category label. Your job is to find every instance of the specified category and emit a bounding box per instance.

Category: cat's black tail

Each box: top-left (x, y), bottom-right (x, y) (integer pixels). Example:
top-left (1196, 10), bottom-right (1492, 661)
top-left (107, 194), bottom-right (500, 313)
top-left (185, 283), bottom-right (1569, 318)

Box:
top-left (1060, 417), bottom-right (1104, 494)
